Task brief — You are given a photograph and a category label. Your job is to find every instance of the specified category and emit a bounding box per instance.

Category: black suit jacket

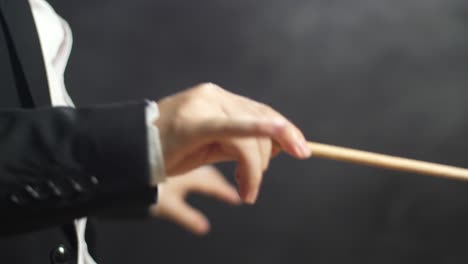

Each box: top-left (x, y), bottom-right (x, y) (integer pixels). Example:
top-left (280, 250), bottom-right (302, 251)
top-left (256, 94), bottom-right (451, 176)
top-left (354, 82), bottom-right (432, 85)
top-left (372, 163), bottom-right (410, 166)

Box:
top-left (0, 0), bottom-right (157, 263)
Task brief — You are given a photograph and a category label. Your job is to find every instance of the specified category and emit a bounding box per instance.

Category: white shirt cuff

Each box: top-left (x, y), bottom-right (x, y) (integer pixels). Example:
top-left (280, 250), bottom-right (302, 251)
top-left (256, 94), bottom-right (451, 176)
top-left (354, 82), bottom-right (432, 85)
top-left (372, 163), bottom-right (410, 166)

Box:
top-left (145, 101), bottom-right (166, 186)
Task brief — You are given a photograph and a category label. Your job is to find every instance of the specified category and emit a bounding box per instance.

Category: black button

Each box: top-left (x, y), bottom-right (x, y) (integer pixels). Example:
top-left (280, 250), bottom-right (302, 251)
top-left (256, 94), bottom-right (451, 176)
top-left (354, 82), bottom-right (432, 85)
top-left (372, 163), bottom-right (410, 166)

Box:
top-left (9, 192), bottom-right (30, 206)
top-left (90, 176), bottom-right (99, 185)
top-left (50, 244), bottom-right (71, 264)
top-left (69, 178), bottom-right (84, 193)
top-left (24, 184), bottom-right (41, 200)
top-left (47, 180), bottom-right (63, 197)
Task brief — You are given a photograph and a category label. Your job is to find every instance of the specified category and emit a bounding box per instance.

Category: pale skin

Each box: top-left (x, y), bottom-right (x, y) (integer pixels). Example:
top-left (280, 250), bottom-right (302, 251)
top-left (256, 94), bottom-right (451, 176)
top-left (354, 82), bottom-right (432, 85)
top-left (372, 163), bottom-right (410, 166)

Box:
top-left (150, 83), bottom-right (310, 235)
top-left (151, 166), bottom-right (241, 235)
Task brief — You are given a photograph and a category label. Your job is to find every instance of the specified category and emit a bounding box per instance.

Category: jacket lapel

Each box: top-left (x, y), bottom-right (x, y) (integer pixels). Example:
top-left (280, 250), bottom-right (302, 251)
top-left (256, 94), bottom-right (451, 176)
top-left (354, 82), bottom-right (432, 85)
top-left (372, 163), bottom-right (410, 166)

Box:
top-left (0, 0), bottom-right (51, 107)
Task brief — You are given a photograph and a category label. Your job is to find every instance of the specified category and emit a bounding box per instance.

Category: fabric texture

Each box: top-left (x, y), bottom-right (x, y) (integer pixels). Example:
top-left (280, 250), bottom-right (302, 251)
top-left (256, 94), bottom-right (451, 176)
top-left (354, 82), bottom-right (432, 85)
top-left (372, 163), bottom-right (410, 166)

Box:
top-left (29, 1), bottom-right (166, 263)
top-left (28, 1), bottom-right (94, 263)
top-left (0, 0), bottom-right (163, 262)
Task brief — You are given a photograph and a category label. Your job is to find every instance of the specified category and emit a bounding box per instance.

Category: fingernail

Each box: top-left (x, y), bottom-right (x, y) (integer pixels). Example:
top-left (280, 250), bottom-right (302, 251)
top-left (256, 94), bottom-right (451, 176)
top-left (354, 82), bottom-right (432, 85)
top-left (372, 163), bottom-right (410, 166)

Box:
top-left (195, 219), bottom-right (210, 236)
top-left (238, 182), bottom-right (248, 202)
top-left (294, 144), bottom-right (304, 157)
top-left (232, 195), bottom-right (242, 205)
top-left (245, 192), bottom-right (257, 204)
top-left (293, 142), bottom-right (308, 158)
top-left (300, 142), bottom-right (311, 158)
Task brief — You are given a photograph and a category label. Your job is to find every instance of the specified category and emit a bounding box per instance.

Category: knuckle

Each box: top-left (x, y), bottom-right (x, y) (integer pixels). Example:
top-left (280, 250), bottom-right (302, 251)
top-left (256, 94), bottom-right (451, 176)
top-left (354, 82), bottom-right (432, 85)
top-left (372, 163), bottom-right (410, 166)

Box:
top-left (195, 82), bottom-right (222, 94)
top-left (257, 103), bottom-right (283, 119)
top-left (263, 104), bottom-right (276, 114)
top-left (257, 102), bottom-right (272, 111)
top-left (172, 109), bottom-right (195, 136)
top-left (251, 121), bottom-right (262, 132)
top-left (195, 183), bottom-right (212, 194)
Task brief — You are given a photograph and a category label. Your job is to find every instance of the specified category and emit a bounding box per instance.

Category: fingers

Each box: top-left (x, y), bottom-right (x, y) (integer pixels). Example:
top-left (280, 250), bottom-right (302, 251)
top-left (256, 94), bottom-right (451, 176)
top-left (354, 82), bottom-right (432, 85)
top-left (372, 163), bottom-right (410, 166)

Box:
top-left (192, 117), bottom-right (310, 159)
top-left (187, 166), bottom-right (241, 205)
top-left (162, 166), bottom-right (241, 234)
top-left (226, 139), bottom-right (264, 204)
top-left (223, 90), bottom-right (309, 157)
top-left (190, 117), bottom-right (286, 139)
top-left (151, 180), bottom-right (210, 235)
top-left (157, 83), bottom-right (311, 207)
top-left (189, 88), bottom-right (310, 160)
top-left (257, 137), bottom-right (272, 171)
top-left (151, 166), bottom-right (241, 235)
top-left (161, 199), bottom-right (211, 236)
top-left (253, 102), bottom-right (310, 159)
top-left (189, 114), bottom-right (306, 204)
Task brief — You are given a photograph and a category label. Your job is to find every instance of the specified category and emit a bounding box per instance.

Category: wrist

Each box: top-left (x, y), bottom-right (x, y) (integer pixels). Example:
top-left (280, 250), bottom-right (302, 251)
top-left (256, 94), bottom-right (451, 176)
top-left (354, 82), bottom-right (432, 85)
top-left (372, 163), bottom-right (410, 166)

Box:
top-left (145, 101), bottom-right (166, 186)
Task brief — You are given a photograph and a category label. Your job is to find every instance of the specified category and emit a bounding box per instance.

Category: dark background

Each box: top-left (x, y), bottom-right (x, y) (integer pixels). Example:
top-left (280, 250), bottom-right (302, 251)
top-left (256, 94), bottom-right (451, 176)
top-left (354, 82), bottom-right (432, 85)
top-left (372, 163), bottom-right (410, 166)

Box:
top-left (50, 1), bottom-right (468, 263)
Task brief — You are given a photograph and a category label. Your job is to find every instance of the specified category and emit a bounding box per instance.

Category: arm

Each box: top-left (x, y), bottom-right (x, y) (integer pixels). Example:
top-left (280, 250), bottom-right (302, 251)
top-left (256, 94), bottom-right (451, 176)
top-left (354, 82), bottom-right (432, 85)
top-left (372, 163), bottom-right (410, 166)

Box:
top-left (0, 82), bottom-right (310, 237)
top-left (0, 101), bottom-right (156, 236)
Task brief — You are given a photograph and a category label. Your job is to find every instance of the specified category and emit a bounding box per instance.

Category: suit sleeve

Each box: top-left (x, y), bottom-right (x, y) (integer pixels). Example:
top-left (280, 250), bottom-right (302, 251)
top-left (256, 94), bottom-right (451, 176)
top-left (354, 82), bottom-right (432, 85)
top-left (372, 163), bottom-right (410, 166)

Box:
top-left (0, 100), bottom-right (157, 236)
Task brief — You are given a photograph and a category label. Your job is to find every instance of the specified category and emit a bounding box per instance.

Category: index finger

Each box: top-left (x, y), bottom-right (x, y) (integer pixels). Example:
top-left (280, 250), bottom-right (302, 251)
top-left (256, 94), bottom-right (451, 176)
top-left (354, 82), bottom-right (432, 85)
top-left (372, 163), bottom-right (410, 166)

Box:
top-left (190, 117), bottom-right (310, 159)
top-left (254, 103), bottom-right (310, 159)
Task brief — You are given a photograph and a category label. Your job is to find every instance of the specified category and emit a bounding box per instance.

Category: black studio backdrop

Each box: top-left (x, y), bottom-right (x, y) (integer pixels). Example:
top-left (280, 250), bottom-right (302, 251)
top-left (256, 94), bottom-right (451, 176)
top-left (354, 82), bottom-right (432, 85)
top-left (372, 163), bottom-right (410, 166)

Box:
top-left (50, 1), bottom-right (468, 263)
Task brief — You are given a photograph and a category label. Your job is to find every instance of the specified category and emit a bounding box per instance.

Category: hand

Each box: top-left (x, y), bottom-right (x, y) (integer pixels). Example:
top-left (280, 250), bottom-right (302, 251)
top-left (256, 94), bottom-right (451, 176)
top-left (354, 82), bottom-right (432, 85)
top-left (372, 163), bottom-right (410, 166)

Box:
top-left (150, 166), bottom-right (241, 235)
top-left (156, 83), bottom-right (310, 203)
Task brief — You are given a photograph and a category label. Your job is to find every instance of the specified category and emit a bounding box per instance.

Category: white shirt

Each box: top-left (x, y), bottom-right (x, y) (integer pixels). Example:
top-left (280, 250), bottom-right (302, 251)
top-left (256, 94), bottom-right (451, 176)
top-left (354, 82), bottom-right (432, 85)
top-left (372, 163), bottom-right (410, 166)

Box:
top-left (29, 1), bottom-right (165, 263)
